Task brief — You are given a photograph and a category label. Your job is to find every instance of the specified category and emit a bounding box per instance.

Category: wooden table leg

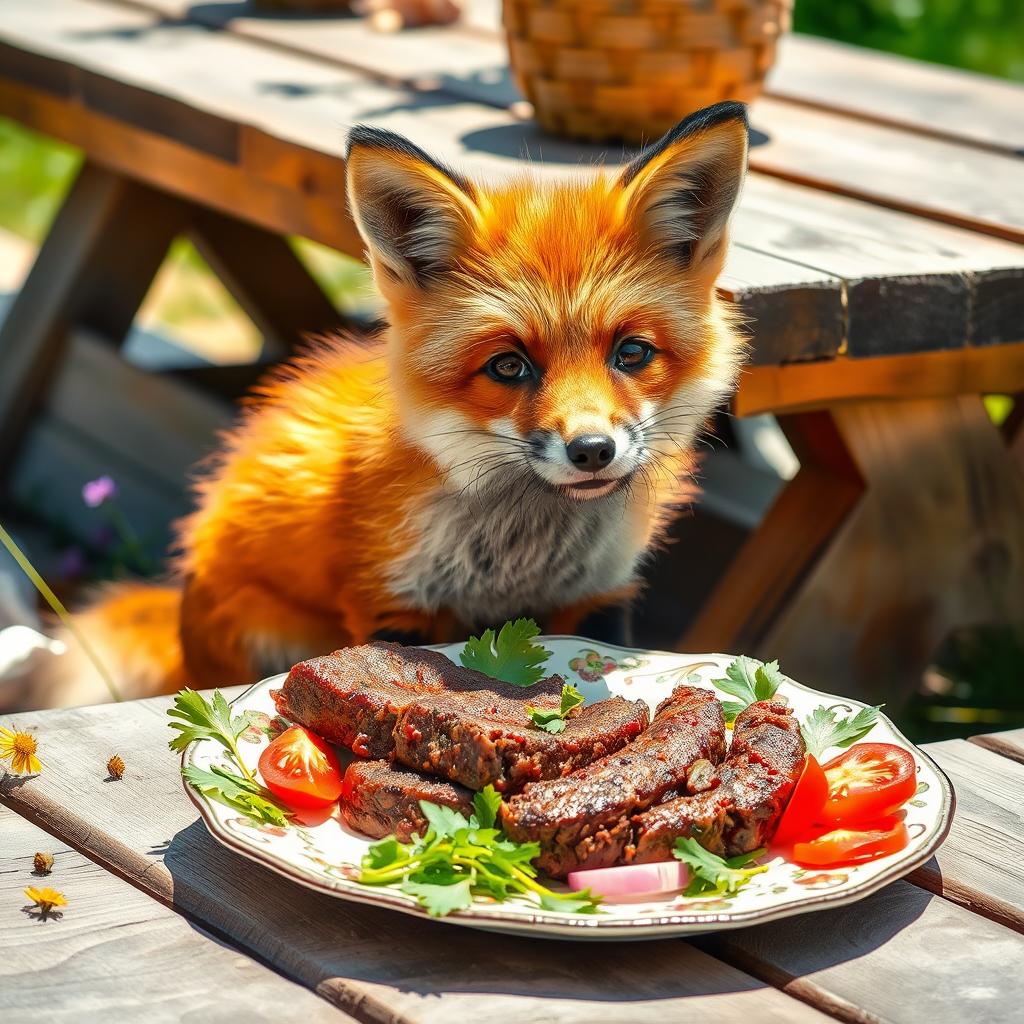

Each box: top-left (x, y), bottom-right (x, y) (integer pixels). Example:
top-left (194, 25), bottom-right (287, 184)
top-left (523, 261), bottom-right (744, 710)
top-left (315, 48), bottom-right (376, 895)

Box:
top-left (187, 207), bottom-right (345, 358)
top-left (0, 163), bottom-right (189, 470)
top-left (686, 395), bottom-right (1024, 702)
top-left (1005, 393), bottom-right (1024, 474)
top-left (0, 161), bottom-right (362, 479)
top-left (681, 410), bottom-right (865, 653)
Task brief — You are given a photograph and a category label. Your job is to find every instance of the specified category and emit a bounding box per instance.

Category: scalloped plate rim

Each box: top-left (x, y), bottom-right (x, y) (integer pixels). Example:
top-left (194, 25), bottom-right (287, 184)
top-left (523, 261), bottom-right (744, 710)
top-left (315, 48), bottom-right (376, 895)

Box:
top-left (181, 636), bottom-right (956, 939)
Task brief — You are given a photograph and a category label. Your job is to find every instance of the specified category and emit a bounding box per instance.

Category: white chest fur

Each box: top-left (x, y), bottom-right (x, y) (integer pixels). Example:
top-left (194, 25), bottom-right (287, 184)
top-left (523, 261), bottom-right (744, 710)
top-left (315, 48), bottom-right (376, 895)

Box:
top-left (385, 475), bottom-right (650, 626)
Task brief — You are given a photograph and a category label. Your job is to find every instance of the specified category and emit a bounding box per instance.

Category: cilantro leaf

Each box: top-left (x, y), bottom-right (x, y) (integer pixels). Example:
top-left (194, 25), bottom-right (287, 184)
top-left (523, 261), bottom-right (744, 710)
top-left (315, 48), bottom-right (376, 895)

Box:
top-left (168, 688), bottom-right (252, 753)
top-left (364, 837), bottom-right (402, 870)
top-left (172, 688), bottom-right (295, 824)
top-left (673, 838), bottom-right (767, 896)
top-left (720, 700), bottom-right (746, 724)
top-left (460, 618), bottom-right (552, 687)
top-left (419, 800), bottom-right (472, 839)
top-left (356, 797), bottom-right (601, 917)
top-left (473, 785), bottom-right (503, 830)
top-left (712, 657), bottom-right (788, 723)
top-left (182, 764), bottom-right (289, 826)
top-left (801, 704), bottom-right (883, 760)
top-left (527, 683), bottom-right (585, 734)
top-left (538, 891), bottom-right (602, 915)
top-left (402, 878), bottom-right (474, 918)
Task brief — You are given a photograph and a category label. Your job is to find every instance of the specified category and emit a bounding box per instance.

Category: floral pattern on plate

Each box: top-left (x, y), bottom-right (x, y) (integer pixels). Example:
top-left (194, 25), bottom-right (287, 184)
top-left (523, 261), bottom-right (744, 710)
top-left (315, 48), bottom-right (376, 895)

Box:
top-left (182, 637), bottom-right (954, 940)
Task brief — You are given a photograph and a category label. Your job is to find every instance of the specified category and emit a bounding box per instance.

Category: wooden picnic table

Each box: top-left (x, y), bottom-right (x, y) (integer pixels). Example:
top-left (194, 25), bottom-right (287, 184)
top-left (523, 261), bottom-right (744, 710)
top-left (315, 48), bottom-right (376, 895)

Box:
top-left (3, 690), bottom-right (1024, 1022)
top-left (1, 0), bottom-right (1023, 698)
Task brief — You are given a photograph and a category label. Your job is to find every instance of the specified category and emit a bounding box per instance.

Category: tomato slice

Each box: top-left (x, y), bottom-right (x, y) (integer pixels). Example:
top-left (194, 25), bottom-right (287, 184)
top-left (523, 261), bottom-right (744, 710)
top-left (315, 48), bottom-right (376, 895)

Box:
top-left (258, 726), bottom-right (343, 810)
top-left (772, 754), bottom-right (829, 846)
top-left (820, 743), bottom-right (917, 824)
top-left (792, 815), bottom-right (909, 867)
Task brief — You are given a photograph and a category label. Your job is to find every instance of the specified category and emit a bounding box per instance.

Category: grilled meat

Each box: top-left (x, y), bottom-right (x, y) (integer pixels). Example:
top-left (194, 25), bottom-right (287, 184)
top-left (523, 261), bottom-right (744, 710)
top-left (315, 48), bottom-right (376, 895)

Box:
top-left (340, 759), bottom-right (474, 841)
top-left (273, 642), bottom-right (561, 759)
top-left (500, 686), bottom-right (727, 877)
top-left (394, 689), bottom-right (649, 792)
top-left (630, 699), bottom-right (805, 862)
top-left (273, 642), bottom-right (650, 792)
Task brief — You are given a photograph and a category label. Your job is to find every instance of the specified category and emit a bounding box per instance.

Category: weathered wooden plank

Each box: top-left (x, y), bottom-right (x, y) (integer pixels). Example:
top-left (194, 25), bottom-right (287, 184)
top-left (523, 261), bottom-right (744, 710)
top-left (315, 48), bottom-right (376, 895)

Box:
top-left (907, 739), bottom-right (1024, 933)
top-left (0, 697), bottom-right (829, 1024)
top-left (737, 177), bottom-right (1024, 356)
top-left (0, 78), bottom-right (364, 258)
top-left (136, 0), bottom-right (517, 110)
top-left (135, 0), bottom-right (1024, 162)
top-left (768, 33), bottom-right (1024, 157)
top-left (747, 97), bottom-right (1024, 243)
top-left (970, 728), bottom-right (1024, 766)
top-left (720, 246), bottom-right (843, 364)
top-left (699, 879), bottom-right (1024, 1024)
top-left (0, 805), bottom-right (350, 1023)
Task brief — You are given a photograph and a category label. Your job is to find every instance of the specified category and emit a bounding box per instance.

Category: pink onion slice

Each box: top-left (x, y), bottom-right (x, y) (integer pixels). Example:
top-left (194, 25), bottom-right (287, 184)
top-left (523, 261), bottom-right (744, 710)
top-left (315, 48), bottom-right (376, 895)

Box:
top-left (566, 861), bottom-right (689, 902)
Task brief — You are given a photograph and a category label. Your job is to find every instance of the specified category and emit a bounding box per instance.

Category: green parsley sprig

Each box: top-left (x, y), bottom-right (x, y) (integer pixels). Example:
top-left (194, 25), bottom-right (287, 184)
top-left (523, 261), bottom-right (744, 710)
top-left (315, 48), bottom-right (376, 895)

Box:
top-left (673, 838), bottom-right (768, 896)
top-left (527, 683), bottom-right (585, 734)
top-left (460, 618), bottom-right (552, 687)
top-left (712, 656), bottom-right (788, 723)
top-left (801, 704), bottom-right (883, 760)
top-left (168, 689), bottom-right (291, 826)
top-left (351, 786), bottom-right (602, 917)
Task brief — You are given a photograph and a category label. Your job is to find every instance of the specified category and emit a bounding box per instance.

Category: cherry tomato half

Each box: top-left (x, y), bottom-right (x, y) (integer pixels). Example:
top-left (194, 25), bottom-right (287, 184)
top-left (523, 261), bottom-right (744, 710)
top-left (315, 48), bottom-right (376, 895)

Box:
top-left (820, 743), bottom-right (917, 824)
top-left (258, 725), bottom-right (343, 810)
top-left (772, 754), bottom-right (829, 846)
top-left (792, 815), bottom-right (909, 867)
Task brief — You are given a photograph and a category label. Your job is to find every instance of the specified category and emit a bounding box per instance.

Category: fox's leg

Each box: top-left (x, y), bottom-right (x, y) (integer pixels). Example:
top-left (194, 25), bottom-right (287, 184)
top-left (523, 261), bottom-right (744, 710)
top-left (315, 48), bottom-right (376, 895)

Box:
top-left (179, 574), bottom-right (352, 688)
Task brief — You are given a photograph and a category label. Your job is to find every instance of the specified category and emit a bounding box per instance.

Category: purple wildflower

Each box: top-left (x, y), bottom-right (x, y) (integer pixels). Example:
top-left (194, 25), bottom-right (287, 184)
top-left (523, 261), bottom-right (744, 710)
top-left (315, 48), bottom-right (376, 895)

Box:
top-left (82, 475), bottom-right (117, 508)
top-left (58, 547), bottom-right (87, 580)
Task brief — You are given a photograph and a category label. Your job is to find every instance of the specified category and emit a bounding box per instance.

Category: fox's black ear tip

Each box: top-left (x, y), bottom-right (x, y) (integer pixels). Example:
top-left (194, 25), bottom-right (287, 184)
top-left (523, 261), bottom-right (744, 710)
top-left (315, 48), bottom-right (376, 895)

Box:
top-left (346, 123), bottom-right (402, 159)
top-left (669, 101), bottom-right (749, 141)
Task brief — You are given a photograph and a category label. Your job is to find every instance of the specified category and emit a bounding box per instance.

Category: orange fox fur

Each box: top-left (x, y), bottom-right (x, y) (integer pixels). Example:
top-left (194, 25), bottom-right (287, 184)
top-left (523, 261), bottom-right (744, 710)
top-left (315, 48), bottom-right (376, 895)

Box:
top-left (51, 103), bottom-right (750, 703)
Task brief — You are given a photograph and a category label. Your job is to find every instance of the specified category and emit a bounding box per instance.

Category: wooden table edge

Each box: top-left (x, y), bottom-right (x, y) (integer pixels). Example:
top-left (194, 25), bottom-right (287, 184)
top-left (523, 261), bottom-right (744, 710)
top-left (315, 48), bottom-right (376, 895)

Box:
top-left (734, 342), bottom-right (1024, 416)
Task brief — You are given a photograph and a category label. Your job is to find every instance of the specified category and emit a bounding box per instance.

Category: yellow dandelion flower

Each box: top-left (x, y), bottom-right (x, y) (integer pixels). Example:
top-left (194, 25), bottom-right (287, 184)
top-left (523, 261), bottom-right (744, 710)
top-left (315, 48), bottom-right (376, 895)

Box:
top-left (24, 886), bottom-right (67, 914)
top-left (0, 725), bottom-right (42, 775)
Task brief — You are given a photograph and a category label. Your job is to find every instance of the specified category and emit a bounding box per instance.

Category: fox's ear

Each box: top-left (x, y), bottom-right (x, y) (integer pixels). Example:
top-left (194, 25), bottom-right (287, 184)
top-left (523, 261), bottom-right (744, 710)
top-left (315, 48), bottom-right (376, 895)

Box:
top-left (619, 102), bottom-right (749, 273)
top-left (346, 125), bottom-right (479, 289)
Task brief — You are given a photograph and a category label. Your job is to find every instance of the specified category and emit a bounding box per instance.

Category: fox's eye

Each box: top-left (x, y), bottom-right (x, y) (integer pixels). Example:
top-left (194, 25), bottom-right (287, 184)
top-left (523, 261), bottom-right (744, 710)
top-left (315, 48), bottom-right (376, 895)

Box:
top-left (615, 339), bottom-right (655, 371)
top-left (486, 352), bottom-right (532, 383)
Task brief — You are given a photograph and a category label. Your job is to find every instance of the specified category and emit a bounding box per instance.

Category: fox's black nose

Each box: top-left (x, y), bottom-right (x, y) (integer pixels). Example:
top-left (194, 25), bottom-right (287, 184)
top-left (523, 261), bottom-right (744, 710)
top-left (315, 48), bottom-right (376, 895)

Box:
top-left (566, 434), bottom-right (616, 472)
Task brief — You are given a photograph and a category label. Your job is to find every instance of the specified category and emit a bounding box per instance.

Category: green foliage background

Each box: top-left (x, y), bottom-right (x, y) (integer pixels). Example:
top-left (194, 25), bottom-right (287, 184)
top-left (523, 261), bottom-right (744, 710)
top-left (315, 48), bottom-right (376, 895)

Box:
top-left (794, 0), bottom-right (1024, 80)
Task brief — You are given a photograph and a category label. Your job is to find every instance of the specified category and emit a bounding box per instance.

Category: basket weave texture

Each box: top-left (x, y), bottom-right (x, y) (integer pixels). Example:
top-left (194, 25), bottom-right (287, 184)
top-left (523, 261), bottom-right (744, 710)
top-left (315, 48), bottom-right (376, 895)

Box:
top-left (503, 0), bottom-right (792, 143)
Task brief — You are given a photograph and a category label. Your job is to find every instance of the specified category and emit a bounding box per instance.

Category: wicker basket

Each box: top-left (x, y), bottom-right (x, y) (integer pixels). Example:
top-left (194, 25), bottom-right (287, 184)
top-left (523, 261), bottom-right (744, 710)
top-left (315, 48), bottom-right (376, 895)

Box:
top-left (503, 0), bottom-right (792, 143)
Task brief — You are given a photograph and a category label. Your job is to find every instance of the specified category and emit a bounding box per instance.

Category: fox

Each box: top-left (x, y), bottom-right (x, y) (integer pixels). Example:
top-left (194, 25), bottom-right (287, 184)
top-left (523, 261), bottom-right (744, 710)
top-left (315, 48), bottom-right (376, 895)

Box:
top-left (35, 101), bottom-right (750, 706)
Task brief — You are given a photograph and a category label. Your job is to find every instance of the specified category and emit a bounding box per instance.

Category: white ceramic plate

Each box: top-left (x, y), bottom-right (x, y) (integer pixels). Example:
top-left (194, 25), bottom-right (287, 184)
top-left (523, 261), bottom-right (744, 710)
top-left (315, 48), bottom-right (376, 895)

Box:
top-left (182, 637), bottom-right (954, 939)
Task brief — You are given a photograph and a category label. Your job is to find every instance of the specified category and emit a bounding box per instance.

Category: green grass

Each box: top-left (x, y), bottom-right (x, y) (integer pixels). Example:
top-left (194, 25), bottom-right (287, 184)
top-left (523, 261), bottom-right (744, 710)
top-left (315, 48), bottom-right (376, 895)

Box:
top-left (0, 119), bottom-right (80, 243)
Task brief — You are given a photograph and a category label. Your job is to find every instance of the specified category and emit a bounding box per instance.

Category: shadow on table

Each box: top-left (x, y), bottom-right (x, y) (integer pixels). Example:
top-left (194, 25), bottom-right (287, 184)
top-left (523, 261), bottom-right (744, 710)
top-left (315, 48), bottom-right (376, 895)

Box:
top-left (67, 5), bottom-right (771, 168)
top-left (460, 124), bottom-right (771, 165)
top-left (163, 817), bottom-right (927, 1011)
